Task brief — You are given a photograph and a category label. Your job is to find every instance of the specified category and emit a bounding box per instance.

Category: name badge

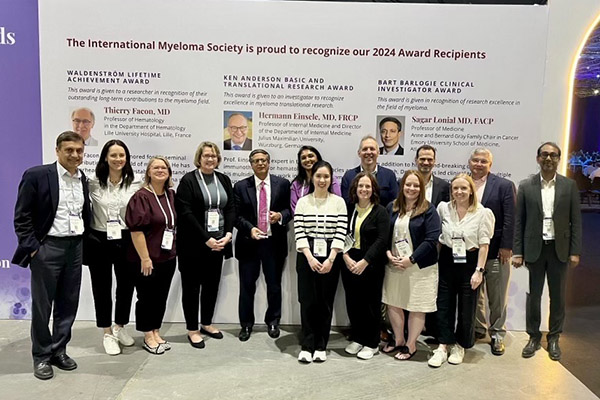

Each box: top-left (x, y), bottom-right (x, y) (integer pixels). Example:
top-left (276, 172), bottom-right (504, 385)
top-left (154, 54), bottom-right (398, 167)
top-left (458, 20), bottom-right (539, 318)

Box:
top-left (452, 237), bottom-right (467, 263)
top-left (106, 220), bottom-right (122, 240)
top-left (161, 229), bottom-right (174, 250)
top-left (314, 238), bottom-right (327, 257)
top-left (394, 239), bottom-right (411, 258)
top-left (543, 217), bottom-right (554, 240)
top-left (207, 209), bottom-right (220, 232)
top-left (69, 213), bottom-right (84, 235)
top-left (342, 234), bottom-right (355, 253)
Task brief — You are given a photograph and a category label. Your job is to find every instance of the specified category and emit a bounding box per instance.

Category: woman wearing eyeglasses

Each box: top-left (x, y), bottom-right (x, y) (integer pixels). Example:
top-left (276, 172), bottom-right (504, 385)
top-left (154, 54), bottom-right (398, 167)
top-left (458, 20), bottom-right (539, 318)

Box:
top-left (175, 142), bottom-right (235, 348)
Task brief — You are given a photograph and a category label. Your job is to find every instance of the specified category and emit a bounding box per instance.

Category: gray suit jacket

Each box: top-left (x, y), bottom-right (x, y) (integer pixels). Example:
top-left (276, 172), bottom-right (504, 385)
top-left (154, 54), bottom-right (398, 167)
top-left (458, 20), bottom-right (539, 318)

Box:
top-left (513, 173), bottom-right (581, 263)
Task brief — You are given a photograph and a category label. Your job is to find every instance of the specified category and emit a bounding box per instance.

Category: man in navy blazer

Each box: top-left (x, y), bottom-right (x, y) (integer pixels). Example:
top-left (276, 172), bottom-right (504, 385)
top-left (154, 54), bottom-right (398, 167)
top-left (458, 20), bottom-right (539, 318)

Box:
top-left (513, 142), bottom-right (581, 361)
top-left (12, 131), bottom-right (91, 380)
top-left (342, 135), bottom-right (398, 207)
top-left (469, 148), bottom-right (516, 356)
top-left (415, 145), bottom-right (449, 207)
top-left (233, 149), bottom-right (291, 341)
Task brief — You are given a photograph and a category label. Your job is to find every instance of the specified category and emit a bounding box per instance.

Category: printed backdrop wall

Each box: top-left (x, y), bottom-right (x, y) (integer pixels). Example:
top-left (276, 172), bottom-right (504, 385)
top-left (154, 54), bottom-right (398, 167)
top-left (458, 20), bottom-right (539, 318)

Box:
top-left (1, 0), bottom-right (550, 329)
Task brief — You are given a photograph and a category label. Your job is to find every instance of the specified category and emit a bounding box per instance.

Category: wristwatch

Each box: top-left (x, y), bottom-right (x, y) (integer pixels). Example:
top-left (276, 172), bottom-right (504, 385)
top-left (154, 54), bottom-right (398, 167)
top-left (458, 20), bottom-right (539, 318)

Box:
top-left (475, 266), bottom-right (485, 273)
top-left (409, 256), bottom-right (415, 264)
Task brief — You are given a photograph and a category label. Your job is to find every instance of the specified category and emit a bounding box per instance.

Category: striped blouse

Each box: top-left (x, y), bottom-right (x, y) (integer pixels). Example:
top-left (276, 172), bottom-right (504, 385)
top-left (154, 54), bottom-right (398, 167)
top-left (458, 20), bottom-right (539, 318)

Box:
top-left (294, 193), bottom-right (348, 252)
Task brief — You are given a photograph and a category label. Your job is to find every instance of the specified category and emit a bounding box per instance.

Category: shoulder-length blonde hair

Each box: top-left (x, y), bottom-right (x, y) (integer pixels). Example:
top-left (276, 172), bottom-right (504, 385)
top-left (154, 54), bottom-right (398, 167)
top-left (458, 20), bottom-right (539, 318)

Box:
top-left (393, 170), bottom-right (430, 217)
top-left (193, 141), bottom-right (222, 169)
top-left (450, 173), bottom-right (477, 212)
top-left (144, 156), bottom-right (174, 191)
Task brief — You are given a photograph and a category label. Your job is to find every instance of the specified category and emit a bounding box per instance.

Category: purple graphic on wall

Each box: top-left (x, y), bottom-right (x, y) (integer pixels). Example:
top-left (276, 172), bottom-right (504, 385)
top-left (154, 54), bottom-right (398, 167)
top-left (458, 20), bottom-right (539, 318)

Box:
top-left (0, 0), bottom-right (41, 319)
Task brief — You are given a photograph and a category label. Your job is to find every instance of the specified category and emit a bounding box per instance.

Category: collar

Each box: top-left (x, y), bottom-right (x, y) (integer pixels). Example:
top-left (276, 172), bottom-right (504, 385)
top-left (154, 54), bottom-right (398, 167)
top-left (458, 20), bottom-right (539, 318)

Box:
top-left (540, 173), bottom-right (557, 185)
top-left (57, 161), bottom-right (81, 179)
top-left (382, 145), bottom-right (400, 155)
top-left (231, 139), bottom-right (247, 148)
top-left (360, 164), bottom-right (378, 174)
top-left (254, 174), bottom-right (271, 188)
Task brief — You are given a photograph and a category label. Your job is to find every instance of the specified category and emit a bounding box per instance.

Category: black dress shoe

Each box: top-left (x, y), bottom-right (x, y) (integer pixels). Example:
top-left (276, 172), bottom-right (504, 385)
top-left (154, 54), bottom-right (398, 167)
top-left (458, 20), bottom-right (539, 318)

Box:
top-left (238, 327), bottom-right (252, 342)
top-left (521, 338), bottom-right (541, 358)
top-left (50, 353), bottom-right (77, 370)
top-left (33, 361), bottom-right (54, 380)
top-left (475, 331), bottom-right (487, 340)
top-left (268, 324), bottom-right (280, 339)
top-left (491, 337), bottom-right (505, 356)
top-left (200, 327), bottom-right (224, 340)
top-left (187, 335), bottom-right (206, 349)
top-left (547, 338), bottom-right (561, 361)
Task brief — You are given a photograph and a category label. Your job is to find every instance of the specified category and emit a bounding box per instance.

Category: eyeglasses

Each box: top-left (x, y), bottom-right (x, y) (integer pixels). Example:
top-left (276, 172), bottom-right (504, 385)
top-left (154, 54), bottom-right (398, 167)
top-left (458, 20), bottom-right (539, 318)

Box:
top-left (539, 152), bottom-right (560, 161)
top-left (251, 158), bottom-right (269, 165)
top-left (72, 118), bottom-right (93, 126)
top-left (201, 154), bottom-right (218, 159)
top-left (228, 125), bottom-right (248, 133)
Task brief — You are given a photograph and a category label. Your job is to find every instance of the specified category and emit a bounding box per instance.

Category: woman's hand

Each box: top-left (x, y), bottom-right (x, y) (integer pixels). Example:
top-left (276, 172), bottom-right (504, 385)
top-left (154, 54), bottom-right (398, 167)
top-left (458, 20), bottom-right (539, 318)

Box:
top-left (307, 254), bottom-right (323, 272)
top-left (470, 270), bottom-right (483, 290)
top-left (320, 258), bottom-right (333, 274)
top-left (343, 253), bottom-right (356, 271)
top-left (352, 259), bottom-right (368, 275)
top-left (141, 258), bottom-right (153, 276)
top-left (396, 256), bottom-right (412, 270)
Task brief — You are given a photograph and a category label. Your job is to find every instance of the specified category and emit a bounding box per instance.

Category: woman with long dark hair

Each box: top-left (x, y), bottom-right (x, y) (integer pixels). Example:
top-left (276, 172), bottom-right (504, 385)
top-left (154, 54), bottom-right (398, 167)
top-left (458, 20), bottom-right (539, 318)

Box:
top-left (290, 146), bottom-right (341, 213)
top-left (87, 140), bottom-right (141, 355)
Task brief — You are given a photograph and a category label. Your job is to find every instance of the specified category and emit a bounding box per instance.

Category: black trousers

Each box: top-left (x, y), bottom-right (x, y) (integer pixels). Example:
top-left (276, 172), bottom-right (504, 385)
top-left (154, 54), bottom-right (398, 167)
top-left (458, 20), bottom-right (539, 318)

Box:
top-left (30, 236), bottom-right (82, 363)
top-left (436, 245), bottom-right (480, 349)
top-left (526, 241), bottom-right (568, 340)
top-left (86, 229), bottom-right (136, 328)
top-left (179, 249), bottom-right (224, 330)
top-left (340, 248), bottom-right (384, 349)
top-left (134, 258), bottom-right (176, 332)
top-left (297, 252), bottom-right (341, 352)
top-left (238, 237), bottom-right (285, 327)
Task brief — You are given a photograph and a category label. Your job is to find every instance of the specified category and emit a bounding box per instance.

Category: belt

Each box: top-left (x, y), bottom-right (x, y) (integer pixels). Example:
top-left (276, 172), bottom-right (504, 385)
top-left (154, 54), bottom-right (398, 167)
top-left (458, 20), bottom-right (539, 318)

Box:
top-left (543, 239), bottom-right (554, 245)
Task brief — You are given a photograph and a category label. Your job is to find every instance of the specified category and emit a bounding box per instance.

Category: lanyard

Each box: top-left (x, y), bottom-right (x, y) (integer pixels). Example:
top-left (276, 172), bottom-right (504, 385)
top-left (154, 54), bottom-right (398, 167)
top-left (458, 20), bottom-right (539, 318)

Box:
top-left (107, 180), bottom-right (123, 221)
top-left (199, 171), bottom-right (221, 209)
top-left (149, 186), bottom-right (174, 229)
top-left (300, 183), bottom-right (307, 198)
top-left (62, 173), bottom-right (82, 216)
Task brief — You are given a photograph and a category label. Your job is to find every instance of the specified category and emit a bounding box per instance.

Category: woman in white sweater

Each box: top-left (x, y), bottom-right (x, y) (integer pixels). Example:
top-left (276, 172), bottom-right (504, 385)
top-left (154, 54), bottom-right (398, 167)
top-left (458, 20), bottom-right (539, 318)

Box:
top-left (294, 160), bottom-right (347, 363)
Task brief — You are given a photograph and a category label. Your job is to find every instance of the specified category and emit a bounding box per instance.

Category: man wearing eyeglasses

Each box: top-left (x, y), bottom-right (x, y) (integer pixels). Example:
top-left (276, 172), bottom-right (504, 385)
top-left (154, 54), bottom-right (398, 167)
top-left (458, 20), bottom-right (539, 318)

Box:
top-left (224, 113), bottom-right (253, 151)
top-left (71, 108), bottom-right (97, 146)
top-left (513, 142), bottom-right (581, 361)
top-left (233, 149), bottom-right (291, 341)
top-left (468, 148), bottom-right (516, 356)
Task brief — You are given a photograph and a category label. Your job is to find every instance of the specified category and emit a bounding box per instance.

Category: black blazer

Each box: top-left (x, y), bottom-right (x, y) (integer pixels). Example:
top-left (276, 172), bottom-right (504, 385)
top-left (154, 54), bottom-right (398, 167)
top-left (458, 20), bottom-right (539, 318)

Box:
top-left (386, 202), bottom-right (440, 269)
top-left (233, 174), bottom-right (291, 261)
top-left (175, 170), bottom-right (235, 259)
top-left (431, 175), bottom-right (450, 207)
top-left (224, 139), bottom-right (253, 151)
top-left (480, 173), bottom-right (516, 260)
top-left (12, 162), bottom-right (91, 267)
top-left (347, 203), bottom-right (389, 266)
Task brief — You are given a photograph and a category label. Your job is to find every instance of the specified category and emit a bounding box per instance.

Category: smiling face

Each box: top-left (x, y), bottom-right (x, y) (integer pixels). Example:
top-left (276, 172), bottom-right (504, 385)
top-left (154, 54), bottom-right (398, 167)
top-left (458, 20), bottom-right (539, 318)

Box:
top-left (416, 149), bottom-right (436, 175)
top-left (358, 138), bottom-right (379, 169)
top-left (72, 109), bottom-right (95, 140)
top-left (356, 175), bottom-right (373, 204)
top-left (228, 114), bottom-right (248, 145)
top-left (312, 166), bottom-right (331, 192)
top-left (148, 159), bottom-right (169, 185)
top-left (403, 174), bottom-right (421, 202)
top-left (537, 144), bottom-right (560, 176)
top-left (300, 149), bottom-right (318, 172)
top-left (451, 177), bottom-right (472, 204)
top-left (469, 151), bottom-right (492, 180)
top-left (106, 144), bottom-right (126, 175)
top-left (56, 140), bottom-right (84, 174)
top-left (200, 145), bottom-right (218, 174)
top-left (380, 121), bottom-right (401, 151)
top-left (250, 152), bottom-right (270, 179)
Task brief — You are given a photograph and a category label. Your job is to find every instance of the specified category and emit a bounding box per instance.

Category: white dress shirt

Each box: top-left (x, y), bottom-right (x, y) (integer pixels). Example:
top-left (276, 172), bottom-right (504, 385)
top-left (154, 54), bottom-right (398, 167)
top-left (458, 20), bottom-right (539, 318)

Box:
top-left (89, 177), bottom-right (142, 231)
top-left (541, 174), bottom-right (556, 240)
top-left (424, 176), bottom-right (433, 203)
top-left (437, 201), bottom-right (495, 249)
top-left (48, 162), bottom-right (85, 237)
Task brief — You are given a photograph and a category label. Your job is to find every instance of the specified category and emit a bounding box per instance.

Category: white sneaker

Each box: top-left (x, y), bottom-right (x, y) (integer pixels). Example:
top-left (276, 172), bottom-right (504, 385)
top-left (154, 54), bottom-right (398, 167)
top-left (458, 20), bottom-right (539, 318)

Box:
top-left (448, 344), bottom-right (465, 365)
top-left (344, 341), bottom-right (363, 355)
top-left (103, 334), bottom-right (121, 355)
top-left (357, 346), bottom-right (378, 360)
top-left (112, 326), bottom-right (135, 347)
top-left (428, 347), bottom-right (447, 368)
top-left (313, 350), bottom-right (327, 362)
top-left (298, 350), bottom-right (312, 363)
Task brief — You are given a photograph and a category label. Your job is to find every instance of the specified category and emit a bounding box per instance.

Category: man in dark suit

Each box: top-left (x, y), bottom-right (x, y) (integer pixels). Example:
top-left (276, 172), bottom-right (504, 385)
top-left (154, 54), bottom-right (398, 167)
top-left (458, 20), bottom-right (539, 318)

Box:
top-left (223, 113), bottom-right (253, 150)
top-left (12, 131), bottom-right (91, 380)
top-left (378, 117), bottom-right (404, 155)
top-left (415, 145), bottom-right (449, 341)
top-left (469, 148), bottom-right (516, 356)
top-left (415, 144), bottom-right (449, 207)
top-left (513, 142), bottom-right (581, 361)
top-left (233, 149), bottom-right (291, 341)
top-left (342, 135), bottom-right (398, 207)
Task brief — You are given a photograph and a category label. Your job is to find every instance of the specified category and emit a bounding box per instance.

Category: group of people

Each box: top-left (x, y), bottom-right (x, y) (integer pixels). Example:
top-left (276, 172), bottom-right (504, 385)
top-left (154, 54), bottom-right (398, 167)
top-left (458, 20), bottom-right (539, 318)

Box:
top-left (12, 131), bottom-right (581, 380)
